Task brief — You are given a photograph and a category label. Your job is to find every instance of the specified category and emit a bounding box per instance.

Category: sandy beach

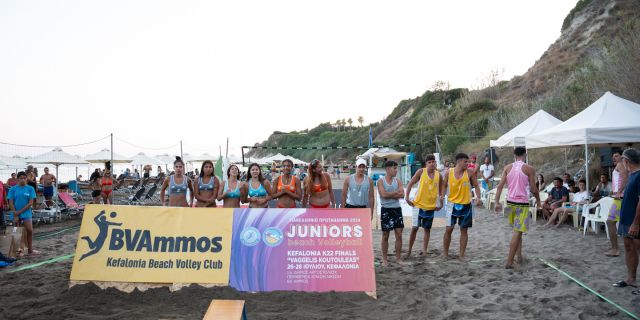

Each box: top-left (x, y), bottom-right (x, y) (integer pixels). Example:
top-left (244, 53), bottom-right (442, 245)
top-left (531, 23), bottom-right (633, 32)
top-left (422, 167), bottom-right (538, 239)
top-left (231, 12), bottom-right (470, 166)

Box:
top-left (1, 206), bottom-right (638, 320)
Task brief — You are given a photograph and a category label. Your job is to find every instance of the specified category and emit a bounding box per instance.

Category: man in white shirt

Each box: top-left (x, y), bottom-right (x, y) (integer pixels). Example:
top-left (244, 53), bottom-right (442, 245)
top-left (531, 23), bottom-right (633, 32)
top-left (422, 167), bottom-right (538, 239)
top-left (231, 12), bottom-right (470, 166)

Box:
top-left (479, 156), bottom-right (495, 191)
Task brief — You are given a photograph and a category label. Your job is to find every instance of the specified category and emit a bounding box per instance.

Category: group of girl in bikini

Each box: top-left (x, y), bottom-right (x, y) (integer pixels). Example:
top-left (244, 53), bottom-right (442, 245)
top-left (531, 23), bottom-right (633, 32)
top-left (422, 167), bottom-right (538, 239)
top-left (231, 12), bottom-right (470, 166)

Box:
top-left (156, 157), bottom-right (335, 208)
top-left (91, 161), bottom-right (115, 205)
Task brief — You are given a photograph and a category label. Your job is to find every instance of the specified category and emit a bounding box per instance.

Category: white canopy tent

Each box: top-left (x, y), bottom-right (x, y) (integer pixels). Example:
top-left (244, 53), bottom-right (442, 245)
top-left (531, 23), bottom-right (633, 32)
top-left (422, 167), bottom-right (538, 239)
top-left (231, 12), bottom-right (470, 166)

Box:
top-left (526, 92), bottom-right (640, 191)
top-left (358, 147), bottom-right (409, 183)
top-left (27, 147), bottom-right (90, 186)
top-left (527, 92), bottom-right (640, 148)
top-left (490, 109), bottom-right (562, 148)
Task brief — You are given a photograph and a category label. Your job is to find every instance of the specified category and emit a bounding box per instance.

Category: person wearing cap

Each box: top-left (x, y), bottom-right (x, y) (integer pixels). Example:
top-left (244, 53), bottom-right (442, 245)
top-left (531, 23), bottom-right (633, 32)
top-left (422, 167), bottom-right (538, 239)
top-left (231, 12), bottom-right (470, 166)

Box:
top-left (613, 148), bottom-right (640, 291)
top-left (341, 158), bottom-right (374, 218)
top-left (404, 154), bottom-right (444, 258)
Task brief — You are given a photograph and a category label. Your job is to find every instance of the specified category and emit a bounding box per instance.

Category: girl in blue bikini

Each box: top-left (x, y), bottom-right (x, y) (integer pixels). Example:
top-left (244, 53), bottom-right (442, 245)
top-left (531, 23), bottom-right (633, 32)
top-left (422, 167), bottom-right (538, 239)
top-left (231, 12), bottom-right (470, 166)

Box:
top-left (243, 163), bottom-right (271, 208)
top-left (217, 164), bottom-right (246, 208)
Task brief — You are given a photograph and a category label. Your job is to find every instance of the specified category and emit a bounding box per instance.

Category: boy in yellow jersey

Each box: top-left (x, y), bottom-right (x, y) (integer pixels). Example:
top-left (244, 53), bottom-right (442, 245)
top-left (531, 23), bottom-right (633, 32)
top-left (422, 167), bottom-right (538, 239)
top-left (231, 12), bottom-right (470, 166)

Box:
top-left (442, 153), bottom-right (482, 261)
top-left (405, 154), bottom-right (444, 258)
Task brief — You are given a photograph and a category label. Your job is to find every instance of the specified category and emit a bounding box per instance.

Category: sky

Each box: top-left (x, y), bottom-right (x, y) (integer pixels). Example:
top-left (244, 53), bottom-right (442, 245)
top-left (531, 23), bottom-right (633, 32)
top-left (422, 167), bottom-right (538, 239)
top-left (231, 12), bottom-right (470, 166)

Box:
top-left (0, 0), bottom-right (578, 158)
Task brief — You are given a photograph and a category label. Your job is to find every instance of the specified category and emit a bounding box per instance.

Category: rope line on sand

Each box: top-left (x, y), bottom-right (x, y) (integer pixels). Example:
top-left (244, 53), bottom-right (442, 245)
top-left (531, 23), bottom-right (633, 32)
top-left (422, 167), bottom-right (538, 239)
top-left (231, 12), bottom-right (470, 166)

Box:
top-left (8, 254), bottom-right (75, 273)
top-left (6, 251), bottom-right (638, 319)
top-left (33, 225), bottom-right (81, 240)
top-left (539, 258), bottom-right (639, 320)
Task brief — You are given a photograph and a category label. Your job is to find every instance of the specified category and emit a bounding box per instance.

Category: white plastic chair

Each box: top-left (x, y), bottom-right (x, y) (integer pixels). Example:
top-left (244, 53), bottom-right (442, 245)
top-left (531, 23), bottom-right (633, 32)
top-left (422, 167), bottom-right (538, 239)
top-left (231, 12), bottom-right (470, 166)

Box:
top-left (581, 197), bottom-right (614, 238)
top-left (486, 188), bottom-right (497, 209)
top-left (530, 192), bottom-right (548, 222)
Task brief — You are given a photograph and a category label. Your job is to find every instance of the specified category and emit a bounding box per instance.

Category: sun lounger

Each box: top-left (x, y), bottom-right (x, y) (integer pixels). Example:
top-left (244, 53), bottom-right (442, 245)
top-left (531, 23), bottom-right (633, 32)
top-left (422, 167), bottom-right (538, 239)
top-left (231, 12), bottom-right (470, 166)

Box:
top-left (57, 192), bottom-right (84, 217)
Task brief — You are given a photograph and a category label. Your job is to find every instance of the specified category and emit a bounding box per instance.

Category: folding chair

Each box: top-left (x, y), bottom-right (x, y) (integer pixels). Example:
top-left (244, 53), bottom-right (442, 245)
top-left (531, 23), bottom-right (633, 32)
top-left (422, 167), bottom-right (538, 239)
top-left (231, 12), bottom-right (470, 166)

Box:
top-left (126, 179), bottom-right (142, 194)
top-left (121, 186), bottom-right (146, 205)
top-left (141, 185), bottom-right (158, 205)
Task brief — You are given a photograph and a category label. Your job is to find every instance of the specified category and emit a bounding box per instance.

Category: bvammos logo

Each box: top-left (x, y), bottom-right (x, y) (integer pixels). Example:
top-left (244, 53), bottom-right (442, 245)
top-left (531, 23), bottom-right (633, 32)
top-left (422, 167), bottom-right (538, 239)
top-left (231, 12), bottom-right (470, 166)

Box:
top-left (239, 227), bottom-right (261, 247)
top-left (79, 210), bottom-right (224, 261)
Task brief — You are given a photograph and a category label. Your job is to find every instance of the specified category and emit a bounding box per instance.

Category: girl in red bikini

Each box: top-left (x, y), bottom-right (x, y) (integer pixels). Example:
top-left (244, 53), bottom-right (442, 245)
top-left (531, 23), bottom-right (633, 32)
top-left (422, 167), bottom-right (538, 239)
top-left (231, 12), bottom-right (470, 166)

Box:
top-left (302, 159), bottom-right (335, 208)
top-left (272, 159), bottom-right (302, 208)
top-left (101, 161), bottom-right (114, 204)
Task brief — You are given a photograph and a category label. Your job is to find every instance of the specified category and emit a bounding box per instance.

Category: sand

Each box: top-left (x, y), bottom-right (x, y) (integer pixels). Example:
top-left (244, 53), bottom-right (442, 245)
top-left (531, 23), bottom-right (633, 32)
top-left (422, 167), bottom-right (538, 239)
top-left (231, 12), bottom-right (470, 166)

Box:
top-left (1, 207), bottom-right (638, 320)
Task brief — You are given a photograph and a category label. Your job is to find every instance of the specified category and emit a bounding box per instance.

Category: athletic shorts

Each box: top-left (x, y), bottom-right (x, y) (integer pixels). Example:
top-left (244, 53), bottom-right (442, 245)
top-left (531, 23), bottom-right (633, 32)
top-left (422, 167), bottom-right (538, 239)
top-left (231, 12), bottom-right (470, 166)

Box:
top-left (19, 211), bottom-right (32, 221)
top-left (446, 202), bottom-right (472, 228)
top-left (43, 186), bottom-right (54, 197)
top-left (506, 201), bottom-right (530, 233)
top-left (91, 190), bottom-right (102, 198)
top-left (381, 207), bottom-right (404, 231)
top-left (345, 204), bottom-right (367, 209)
top-left (608, 198), bottom-right (622, 222)
top-left (413, 209), bottom-right (435, 229)
top-left (618, 223), bottom-right (640, 240)
top-left (481, 180), bottom-right (493, 191)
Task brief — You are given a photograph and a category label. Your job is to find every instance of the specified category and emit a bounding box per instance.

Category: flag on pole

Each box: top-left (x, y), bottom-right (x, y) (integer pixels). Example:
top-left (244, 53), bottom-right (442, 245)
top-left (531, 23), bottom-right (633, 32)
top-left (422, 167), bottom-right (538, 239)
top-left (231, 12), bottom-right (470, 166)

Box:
top-left (368, 126), bottom-right (373, 147)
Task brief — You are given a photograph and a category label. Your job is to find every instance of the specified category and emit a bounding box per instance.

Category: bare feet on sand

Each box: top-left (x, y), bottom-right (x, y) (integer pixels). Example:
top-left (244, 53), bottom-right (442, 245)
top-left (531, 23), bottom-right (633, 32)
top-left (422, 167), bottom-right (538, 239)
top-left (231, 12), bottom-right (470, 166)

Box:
top-left (381, 260), bottom-right (389, 267)
top-left (604, 249), bottom-right (620, 257)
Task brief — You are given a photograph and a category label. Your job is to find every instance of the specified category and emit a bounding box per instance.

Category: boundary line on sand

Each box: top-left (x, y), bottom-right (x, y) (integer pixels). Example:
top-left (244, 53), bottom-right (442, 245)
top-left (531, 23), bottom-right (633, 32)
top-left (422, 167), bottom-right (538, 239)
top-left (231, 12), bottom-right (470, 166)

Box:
top-left (6, 253), bottom-right (639, 319)
top-left (8, 254), bottom-right (75, 273)
top-left (539, 258), bottom-right (639, 320)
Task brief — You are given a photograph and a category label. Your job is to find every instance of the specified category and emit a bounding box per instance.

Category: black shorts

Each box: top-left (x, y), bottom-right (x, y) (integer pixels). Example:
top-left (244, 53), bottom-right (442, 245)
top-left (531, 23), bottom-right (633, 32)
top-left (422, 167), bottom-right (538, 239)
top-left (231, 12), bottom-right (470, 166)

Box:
top-left (143, 172), bottom-right (150, 179)
top-left (381, 207), bottom-right (404, 231)
top-left (345, 204), bottom-right (367, 208)
top-left (91, 190), bottom-right (102, 198)
top-left (618, 224), bottom-right (640, 240)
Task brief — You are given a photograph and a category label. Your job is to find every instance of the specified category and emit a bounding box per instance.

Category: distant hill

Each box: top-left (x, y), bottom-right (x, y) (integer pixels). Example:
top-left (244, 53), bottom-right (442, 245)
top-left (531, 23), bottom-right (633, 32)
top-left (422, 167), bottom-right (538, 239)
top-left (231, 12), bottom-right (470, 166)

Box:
top-left (249, 0), bottom-right (640, 174)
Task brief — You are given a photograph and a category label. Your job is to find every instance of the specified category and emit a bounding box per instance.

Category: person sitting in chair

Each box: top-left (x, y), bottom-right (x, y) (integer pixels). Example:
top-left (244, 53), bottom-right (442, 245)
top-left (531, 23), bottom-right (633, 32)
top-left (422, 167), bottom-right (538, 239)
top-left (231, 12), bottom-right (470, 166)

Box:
top-left (544, 179), bottom-right (589, 228)
top-left (542, 177), bottom-right (569, 220)
top-left (592, 173), bottom-right (612, 200)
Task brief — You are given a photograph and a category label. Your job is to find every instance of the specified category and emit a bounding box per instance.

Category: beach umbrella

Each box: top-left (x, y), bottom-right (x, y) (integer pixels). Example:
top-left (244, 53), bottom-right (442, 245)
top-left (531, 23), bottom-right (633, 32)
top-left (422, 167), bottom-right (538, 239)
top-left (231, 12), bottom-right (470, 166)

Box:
top-left (129, 152), bottom-right (163, 177)
top-left (0, 155), bottom-right (27, 170)
top-left (182, 153), bottom-right (194, 162)
top-left (27, 147), bottom-right (89, 187)
top-left (190, 153), bottom-right (215, 162)
top-left (155, 154), bottom-right (177, 173)
top-left (84, 149), bottom-right (132, 164)
top-left (130, 152), bottom-right (163, 166)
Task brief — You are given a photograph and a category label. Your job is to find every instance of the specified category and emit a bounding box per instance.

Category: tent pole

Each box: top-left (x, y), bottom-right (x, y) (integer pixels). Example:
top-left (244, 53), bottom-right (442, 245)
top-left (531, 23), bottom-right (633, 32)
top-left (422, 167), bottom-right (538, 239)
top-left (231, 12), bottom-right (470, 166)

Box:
top-left (585, 142), bottom-right (589, 193)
